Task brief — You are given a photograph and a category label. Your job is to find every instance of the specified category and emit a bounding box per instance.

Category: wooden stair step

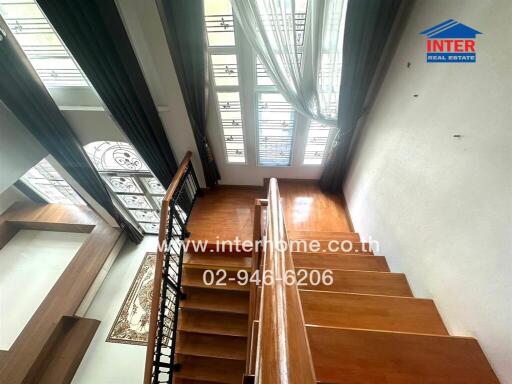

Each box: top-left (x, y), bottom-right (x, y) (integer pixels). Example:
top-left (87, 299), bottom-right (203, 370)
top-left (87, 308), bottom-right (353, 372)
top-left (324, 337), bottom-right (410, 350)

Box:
top-left (37, 316), bottom-right (100, 384)
top-left (175, 355), bottom-right (245, 384)
top-left (307, 326), bottom-right (499, 383)
top-left (182, 268), bottom-right (249, 292)
top-left (290, 241), bottom-right (374, 255)
top-left (174, 379), bottom-right (224, 384)
top-left (178, 308), bottom-right (248, 337)
top-left (181, 287), bottom-right (249, 314)
top-left (297, 268), bottom-right (413, 297)
top-left (293, 253), bottom-right (389, 271)
top-left (177, 332), bottom-right (246, 360)
top-left (184, 251), bottom-right (252, 271)
top-left (288, 230), bottom-right (360, 242)
top-left (300, 290), bottom-right (448, 335)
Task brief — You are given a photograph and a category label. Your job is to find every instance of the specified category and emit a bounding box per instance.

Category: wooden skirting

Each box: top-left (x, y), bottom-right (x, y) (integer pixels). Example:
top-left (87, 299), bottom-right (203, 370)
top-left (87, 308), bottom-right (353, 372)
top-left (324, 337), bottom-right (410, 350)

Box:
top-left (0, 202), bottom-right (123, 384)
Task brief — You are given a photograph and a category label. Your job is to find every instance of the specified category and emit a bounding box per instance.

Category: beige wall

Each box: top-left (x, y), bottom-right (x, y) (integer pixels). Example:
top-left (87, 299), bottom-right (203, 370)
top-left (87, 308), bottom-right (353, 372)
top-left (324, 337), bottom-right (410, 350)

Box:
top-left (344, 1), bottom-right (512, 382)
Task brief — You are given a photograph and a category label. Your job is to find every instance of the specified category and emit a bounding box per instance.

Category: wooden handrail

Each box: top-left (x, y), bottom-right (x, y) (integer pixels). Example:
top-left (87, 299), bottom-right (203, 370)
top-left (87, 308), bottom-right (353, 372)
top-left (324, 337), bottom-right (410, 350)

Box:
top-left (255, 178), bottom-right (317, 383)
top-left (246, 198), bottom-right (267, 374)
top-left (144, 151), bottom-right (193, 384)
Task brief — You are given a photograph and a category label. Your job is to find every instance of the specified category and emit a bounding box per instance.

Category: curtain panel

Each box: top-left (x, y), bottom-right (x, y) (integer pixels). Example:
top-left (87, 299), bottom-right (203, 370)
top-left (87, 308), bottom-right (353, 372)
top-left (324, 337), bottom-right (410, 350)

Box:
top-left (231, 0), bottom-right (346, 125)
top-left (157, 0), bottom-right (220, 187)
top-left (37, 0), bottom-right (178, 188)
top-left (320, 0), bottom-right (402, 192)
top-left (0, 20), bottom-right (143, 243)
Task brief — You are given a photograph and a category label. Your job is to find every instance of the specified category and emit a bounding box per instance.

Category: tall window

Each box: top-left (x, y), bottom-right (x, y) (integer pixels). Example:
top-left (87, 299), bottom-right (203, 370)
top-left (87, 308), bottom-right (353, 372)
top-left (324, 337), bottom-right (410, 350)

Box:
top-left (84, 141), bottom-right (165, 235)
top-left (205, 0), bottom-right (342, 167)
top-left (0, 0), bottom-right (88, 87)
top-left (20, 158), bottom-right (85, 205)
top-left (204, 0), bottom-right (246, 164)
top-left (253, 0), bottom-right (306, 166)
top-left (257, 93), bottom-right (295, 166)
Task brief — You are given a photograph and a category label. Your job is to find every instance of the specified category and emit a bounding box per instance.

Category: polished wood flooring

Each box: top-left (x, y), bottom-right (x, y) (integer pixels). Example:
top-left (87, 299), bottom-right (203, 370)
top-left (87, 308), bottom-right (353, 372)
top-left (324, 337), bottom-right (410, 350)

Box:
top-left (187, 181), bottom-right (352, 242)
top-left (187, 186), bottom-right (264, 243)
top-left (278, 180), bottom-right (352, 233)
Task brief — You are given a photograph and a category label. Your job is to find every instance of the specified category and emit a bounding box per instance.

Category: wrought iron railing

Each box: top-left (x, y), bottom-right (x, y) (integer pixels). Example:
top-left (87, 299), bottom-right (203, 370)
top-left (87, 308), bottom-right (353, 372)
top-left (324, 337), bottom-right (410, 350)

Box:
top-left (144, 151), bottom-right (201, 384)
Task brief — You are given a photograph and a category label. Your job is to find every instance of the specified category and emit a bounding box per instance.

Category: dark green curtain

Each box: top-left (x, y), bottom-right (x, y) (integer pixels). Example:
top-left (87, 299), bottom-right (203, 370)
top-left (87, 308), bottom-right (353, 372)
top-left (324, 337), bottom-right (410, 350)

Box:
top-left (156, 0), bottom-right (220, 187)
top-left (320, 0), bottom-right (402, 192)
top-left (14, 181), bottom-right (47, 204)
top-left (37, 0), bottom-right (178, 188)
top-left (0, 20), bottom-right (143, 243)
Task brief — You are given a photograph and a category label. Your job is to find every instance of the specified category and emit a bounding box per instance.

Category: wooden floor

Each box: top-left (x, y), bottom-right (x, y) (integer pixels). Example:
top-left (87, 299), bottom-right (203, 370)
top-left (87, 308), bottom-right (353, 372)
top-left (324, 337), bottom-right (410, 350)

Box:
top-left (187, 180), bottom-right (352, 242)
top-left (278, 180), bottom-right (353, 233)
top-left (187, 186), bottom-right (264, 243)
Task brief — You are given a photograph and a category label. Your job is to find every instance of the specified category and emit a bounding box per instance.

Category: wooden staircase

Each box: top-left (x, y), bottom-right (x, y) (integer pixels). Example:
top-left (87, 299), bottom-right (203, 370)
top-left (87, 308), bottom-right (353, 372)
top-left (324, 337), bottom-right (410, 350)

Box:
top-left (172, 236), bottom-right (499, 383)
top-left (173, 250), bottom-right (251, 383)
top-left (146, 177), bottom-right (499, 383)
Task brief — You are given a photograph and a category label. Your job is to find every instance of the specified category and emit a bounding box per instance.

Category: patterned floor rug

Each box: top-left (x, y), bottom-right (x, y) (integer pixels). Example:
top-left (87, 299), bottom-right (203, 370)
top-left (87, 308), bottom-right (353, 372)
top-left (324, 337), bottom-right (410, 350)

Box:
top-left (106, 252), bottom-right (157, 346)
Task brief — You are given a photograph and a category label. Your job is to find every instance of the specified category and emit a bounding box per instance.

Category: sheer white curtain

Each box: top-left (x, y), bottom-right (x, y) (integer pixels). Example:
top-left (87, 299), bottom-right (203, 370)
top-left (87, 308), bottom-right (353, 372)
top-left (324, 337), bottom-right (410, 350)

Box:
top-left (231, 0), bottom-right (346, 126)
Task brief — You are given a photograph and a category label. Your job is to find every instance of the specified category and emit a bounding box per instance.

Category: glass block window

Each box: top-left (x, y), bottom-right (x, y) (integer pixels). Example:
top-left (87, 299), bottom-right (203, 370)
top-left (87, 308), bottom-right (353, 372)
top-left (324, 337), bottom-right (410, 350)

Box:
top-left (0, 0), bottom-right (88, 87)
top-left (84, 141), bottom-right (165, 235)
top-left (303, 121), bottom-right (332, 165)
top-left (204, 0), bottom-right (247, 164)
top-left (257, 93), bottom-right (295, 166)
top-left (20, 158), bottom-right (86, 205)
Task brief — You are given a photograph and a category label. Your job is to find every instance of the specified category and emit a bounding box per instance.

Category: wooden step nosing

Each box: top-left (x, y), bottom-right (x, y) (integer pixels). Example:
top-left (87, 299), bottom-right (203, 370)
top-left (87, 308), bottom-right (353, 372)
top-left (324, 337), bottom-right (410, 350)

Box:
top-left (177, 328), bottom-right (248, 338)
top-left (294, 267), bottom-right (405, 276)
top-left (298, 289), bottom-right (428, 301)
top-left (183, 264), bottom-right (251, 272)
top-left (305, 323), bottom-right (477, 340)
top-left (179, 304), bottom-right (249, 315)
top-left (181, 281), bottom-right (250, 292)
top-left (175, 349), bottom-right (246, 361)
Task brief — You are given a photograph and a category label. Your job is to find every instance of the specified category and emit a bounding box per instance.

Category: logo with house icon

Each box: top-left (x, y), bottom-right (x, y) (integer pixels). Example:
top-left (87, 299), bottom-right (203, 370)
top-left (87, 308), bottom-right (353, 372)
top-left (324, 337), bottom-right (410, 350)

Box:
top-left (420, 19), bottom-right (482, 63)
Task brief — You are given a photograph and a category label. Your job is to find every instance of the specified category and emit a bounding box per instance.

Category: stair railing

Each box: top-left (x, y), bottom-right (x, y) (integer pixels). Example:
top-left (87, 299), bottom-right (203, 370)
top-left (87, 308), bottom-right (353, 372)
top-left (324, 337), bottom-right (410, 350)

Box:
top-left (144, 151), bottom-right (201, 384)
top-left (254, 178), bottom-right (317, 383)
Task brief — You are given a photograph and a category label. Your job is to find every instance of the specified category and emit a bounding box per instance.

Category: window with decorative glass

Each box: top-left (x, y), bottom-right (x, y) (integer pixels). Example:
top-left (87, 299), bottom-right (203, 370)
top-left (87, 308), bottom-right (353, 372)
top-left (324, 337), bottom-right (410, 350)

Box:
top-left (253, 0), bottom-right (306, 166)
top-left (207, 0), bottom-right (341, 167)
top-left (204, 0), bottom-right (246, 164)
top-left (84, 141), bottom-right (165, 235)
top-left (0, 0), bottom-right (88, 87)
top-left (20, 158), bottom-right (86, 205)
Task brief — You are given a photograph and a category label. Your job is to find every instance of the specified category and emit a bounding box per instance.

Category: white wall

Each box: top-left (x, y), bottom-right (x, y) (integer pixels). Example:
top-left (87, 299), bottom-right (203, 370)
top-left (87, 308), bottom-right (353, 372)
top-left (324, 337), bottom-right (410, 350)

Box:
top-left (73, 235), bottom-right (158, 384)
top-left (0, 103), bottom-right (47, 193)
top-left (344, 1), bottom-right (512, 382)
top-left (0, 186), bottom-right (28, 215)
top-left (115, 0), bottom-right (206, 186)
top-left (0, 230), bottom-right (88, 350)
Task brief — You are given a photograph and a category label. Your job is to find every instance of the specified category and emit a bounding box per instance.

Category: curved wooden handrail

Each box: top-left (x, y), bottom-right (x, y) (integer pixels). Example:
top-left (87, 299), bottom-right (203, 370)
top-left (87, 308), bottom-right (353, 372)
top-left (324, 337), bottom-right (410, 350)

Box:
top-left (144, 151), bottom-right (192, 384)
top-left (255, 178), bottom-right (317, 383)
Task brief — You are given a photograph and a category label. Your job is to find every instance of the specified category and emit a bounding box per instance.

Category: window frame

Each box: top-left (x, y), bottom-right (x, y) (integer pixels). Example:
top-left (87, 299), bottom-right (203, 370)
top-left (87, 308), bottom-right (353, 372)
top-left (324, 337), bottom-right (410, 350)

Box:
top-left (205, 0), bottom-right (248, 165)
top-left (0, 0), bottom-right (89, 88)
top-left (83, 141), bottom-right (165, 235)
